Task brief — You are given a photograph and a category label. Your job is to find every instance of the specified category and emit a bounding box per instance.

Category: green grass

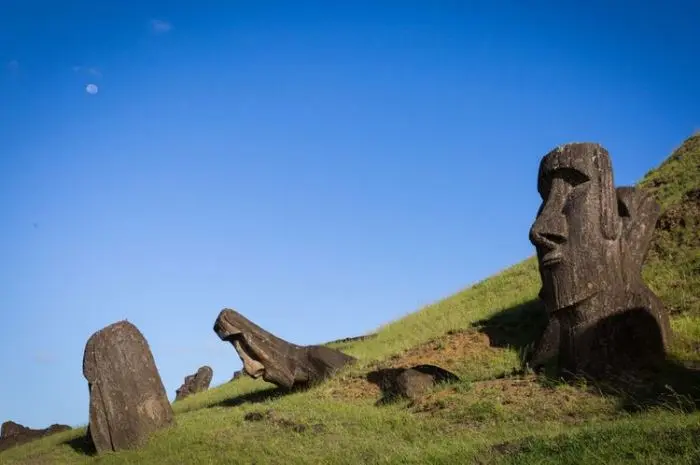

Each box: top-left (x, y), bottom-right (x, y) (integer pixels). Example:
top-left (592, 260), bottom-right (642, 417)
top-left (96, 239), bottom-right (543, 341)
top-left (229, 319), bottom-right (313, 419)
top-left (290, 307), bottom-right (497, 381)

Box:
top-left (639, 134), bottom-right (700, 359)
top-left (3, 134), bottom-right (699, 464)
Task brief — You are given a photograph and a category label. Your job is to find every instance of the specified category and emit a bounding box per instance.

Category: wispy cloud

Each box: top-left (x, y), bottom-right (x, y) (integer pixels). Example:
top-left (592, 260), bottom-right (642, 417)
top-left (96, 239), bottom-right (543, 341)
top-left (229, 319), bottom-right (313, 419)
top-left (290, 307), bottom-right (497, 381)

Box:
top-left (150, 19), bottom-right (173, 34)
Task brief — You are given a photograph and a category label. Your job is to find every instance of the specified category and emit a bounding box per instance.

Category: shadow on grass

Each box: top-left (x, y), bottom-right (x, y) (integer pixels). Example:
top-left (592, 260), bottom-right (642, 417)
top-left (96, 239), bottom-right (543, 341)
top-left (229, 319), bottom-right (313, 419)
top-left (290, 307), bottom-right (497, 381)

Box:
top-left (64, 433), bottom-right (95, 456)
top-left (486, 423), bottom-right (700, 464)
top-left (472, 298), bottom-right (700, 413)
top-left (209, 385), bottom-right (306, 409)
top-left (472, 298), bottom-right (548, 364)
top-left (603, 360), bottom-right (700, 413)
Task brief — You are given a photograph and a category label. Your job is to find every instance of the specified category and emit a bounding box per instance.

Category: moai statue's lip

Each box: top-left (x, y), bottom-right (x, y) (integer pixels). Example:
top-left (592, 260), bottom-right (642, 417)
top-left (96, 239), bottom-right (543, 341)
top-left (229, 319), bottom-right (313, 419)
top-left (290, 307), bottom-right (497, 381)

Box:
top-left (540, 251), bottom-right (563, 267)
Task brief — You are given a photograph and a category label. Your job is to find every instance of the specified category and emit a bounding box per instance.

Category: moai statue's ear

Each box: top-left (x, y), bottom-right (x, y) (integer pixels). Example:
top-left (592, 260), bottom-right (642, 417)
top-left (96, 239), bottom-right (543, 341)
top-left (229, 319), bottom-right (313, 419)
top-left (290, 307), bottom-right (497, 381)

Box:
top-left (596, 147), bottom-right (621, 240)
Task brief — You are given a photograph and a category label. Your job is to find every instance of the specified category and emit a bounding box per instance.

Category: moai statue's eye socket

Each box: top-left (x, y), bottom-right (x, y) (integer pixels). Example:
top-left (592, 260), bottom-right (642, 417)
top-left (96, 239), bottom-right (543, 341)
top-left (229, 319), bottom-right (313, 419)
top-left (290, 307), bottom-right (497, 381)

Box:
top-left (558, 168), bottom-right (590, 188)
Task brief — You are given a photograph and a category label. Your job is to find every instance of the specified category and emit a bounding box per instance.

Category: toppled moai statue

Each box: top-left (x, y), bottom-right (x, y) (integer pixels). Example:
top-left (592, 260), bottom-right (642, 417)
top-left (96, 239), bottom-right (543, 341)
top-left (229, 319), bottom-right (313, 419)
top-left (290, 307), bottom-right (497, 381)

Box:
top-left (213, 309), bottom-right (356, 389)
top-left (0, 421), bottom-right (71, 452)
top-left (528, 143), bottom-right (671, 377)
top-left (175, 366), bottom-right (214, 401)
top-left (83, 320), bottom-right (175, 454)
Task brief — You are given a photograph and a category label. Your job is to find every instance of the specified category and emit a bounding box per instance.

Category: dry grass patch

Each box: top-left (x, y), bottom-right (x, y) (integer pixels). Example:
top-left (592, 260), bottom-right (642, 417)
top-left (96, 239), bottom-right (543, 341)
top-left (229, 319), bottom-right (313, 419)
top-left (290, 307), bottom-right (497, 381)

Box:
top-left (412, 375), bottom-right (618, 428)
top-left (325, 329), bottom-right (512, 403)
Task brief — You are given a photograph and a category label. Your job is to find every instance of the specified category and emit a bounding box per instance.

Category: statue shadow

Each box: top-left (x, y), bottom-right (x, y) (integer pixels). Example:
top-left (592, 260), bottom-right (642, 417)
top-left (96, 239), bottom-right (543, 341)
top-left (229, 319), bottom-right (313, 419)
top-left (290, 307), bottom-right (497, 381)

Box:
top-left (64, 433), bottom-right (96, 456)
top-left (596, 359), bottom-right (700, 413)
top-left (366, 368), bottom-right (408, 406)
top-left (472, 298), bottom-right (549, 363)
top-left (472, 299), bottom-right (700, 413)
top-left (572, 310), bottom-right (700, 413)
top-left (210, 385), bottom-right (307, 409)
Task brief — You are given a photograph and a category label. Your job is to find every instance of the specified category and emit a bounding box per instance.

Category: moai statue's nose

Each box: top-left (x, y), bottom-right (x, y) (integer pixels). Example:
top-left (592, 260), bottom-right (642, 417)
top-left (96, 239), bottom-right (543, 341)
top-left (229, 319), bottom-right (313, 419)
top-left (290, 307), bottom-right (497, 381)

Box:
top-left (529, 203), bottom-right (568, 249)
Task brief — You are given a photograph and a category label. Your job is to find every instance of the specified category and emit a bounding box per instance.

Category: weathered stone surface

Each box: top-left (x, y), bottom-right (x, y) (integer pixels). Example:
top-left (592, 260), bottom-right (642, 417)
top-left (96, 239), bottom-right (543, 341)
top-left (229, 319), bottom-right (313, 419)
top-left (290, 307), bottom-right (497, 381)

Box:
top-left (367, 364), bottom-right (460, 402)
top-left (175, 366), bottom-right (214, 401)
top-left (0, 421), bottom-right (71, 452)
top-left (528, 143), bottom-right (672, 377)
top-left (213, 309), bottom-right (356, 389)
top-left (83, 320), bottom-right (175, 454)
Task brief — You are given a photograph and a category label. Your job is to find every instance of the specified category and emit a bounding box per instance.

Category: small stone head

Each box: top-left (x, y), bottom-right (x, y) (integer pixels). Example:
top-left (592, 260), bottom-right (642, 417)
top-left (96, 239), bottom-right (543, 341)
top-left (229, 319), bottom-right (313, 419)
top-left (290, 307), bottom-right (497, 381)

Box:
top-left (529, 143), bottom-right (623, 310)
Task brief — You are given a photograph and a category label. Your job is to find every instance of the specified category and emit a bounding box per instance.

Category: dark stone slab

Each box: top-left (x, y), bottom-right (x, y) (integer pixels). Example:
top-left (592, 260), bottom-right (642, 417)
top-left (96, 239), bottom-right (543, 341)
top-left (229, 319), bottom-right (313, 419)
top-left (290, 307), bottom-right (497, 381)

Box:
top-left (367, 364), bottom-right (460, 402)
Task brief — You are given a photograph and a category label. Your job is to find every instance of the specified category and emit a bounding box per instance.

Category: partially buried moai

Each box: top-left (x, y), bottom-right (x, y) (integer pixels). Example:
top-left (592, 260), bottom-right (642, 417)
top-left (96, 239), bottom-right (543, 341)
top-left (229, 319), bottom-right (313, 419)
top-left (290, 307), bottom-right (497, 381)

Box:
top-left (214, 308), bottom-right (356, 390)
top-left (528, 142), bottom-right (671, 377)
top-left (83, 320), bottom-right (175, 454)
top-left (175, 365), bottom-right (214, 401)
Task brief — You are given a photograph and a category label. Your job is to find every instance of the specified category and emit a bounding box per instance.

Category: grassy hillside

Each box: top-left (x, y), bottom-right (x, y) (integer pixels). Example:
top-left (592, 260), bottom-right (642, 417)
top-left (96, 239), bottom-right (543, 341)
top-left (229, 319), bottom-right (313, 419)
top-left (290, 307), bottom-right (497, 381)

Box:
top-left (2, 135), bottom-right (699, 465)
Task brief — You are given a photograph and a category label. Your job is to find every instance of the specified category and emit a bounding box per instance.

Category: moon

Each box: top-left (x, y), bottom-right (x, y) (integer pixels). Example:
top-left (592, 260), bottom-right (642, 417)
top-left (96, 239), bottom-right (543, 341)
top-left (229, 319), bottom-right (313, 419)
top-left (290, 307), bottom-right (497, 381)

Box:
top-left (85, 83), bottom-right (99, 95)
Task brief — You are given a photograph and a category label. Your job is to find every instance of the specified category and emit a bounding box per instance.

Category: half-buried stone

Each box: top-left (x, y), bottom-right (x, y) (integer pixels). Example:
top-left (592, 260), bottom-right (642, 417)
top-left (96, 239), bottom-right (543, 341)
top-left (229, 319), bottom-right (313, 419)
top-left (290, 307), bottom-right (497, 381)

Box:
top-left (367, 364), bottom-right (460, 403)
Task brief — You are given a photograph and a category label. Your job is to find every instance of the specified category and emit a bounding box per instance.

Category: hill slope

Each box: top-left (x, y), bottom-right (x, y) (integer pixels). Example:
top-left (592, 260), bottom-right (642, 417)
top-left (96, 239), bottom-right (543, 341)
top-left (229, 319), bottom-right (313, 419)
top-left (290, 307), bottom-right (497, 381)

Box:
top-left (2, 135), bottom-right (699, 465)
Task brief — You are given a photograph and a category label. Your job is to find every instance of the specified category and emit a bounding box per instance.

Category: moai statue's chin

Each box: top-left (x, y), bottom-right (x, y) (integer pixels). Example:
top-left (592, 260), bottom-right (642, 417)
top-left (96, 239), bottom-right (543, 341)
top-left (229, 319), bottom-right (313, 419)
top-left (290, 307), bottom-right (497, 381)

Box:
top-left (83, 320), bottom-right (175, 454)
top-left (528, 142), bottom-right (671, 377)
top-left (213, 309), bottom-right (356, 389)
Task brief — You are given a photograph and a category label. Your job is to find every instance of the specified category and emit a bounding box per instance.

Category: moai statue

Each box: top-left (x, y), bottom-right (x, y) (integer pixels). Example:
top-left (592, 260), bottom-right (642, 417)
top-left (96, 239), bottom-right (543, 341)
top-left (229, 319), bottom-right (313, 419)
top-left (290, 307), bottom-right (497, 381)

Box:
top-left (83, 320), bottom-right (175, 454)
top-left (175, 366), bottom-right (214, 401)
top-left (214, 309), bottom-right (356, 389)
top-left (528, 143), bottom-right (671, 377)
top-left (0, 421), bottom-right (71, 452)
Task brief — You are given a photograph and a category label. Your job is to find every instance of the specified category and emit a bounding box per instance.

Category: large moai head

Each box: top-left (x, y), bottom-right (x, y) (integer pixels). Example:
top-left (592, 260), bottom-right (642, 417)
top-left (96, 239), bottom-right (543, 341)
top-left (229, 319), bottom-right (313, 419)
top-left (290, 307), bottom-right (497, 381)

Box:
top-left (529, 143), bottom-right (624, 312)
top-left (528, 142), bottom-right (671, 376)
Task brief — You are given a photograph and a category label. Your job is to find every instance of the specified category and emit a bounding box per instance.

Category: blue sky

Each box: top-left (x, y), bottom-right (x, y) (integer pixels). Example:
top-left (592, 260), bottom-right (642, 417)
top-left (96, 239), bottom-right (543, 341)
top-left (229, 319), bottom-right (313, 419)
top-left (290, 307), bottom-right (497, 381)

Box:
top-left (1, 1), bottom-right (698, 428)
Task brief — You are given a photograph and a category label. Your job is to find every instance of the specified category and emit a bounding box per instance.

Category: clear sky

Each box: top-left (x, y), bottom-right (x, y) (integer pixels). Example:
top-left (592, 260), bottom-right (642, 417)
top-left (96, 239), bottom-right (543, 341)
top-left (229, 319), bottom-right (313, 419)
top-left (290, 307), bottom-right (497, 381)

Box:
top-left (1, 0), bottom-right (698, 428)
